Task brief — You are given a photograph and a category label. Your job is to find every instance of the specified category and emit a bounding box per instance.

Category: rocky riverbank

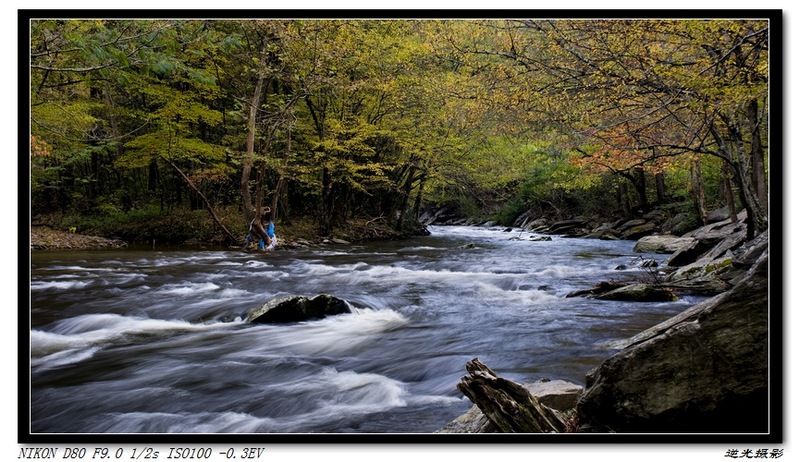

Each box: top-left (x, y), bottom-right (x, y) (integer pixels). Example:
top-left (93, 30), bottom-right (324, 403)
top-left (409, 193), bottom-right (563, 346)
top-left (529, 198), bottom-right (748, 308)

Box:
top-left (30, 215), bottom-right (430, 251)
top-left (30, 226), bottom-right (128, 250)
top-left (447, 244), bottom-right (769, 434)
top-left (439, 216), bottom-right (771, 434)
top-left (421, 202), bottom-right (740, 241)
top-left (426, 201), bottom-right (764, 300)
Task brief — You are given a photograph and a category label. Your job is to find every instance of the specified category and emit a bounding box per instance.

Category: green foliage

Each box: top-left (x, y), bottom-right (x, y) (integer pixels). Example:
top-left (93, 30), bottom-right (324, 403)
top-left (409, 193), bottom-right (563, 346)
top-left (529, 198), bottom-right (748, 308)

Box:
top-left (489, 198), bottom-right (527, 226)
top-left (29, 18), bottom-right (770, 237)
top-left (453, 192), bottom-right (483, 220)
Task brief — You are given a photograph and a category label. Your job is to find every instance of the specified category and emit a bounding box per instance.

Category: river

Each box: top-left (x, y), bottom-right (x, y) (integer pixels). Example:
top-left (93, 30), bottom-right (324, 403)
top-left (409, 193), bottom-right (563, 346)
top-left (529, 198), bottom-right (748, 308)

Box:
top-left (28, 225), bottom-right (705, 434)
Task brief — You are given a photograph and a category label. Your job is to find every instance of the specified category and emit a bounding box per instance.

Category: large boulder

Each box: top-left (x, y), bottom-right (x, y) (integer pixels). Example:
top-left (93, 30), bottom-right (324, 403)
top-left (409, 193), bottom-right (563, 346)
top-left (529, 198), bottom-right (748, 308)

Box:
top-left (420, 206), bottom-right (464, 225)
top-left (664, 229), bottom-right (758, 294)
top-left (665, 239), bottom-right (714, 267)
top-left (621, 222), bottom-right (657, 240)
top-left (523, 217), bottom-right (550, 232)
top-left (575, 249), bottom-right (769, 433)
top-left (246, 294), bottom-right (353, 324)
top-left (617, 218), bottom-right (648, 233)
top-left (707, 206), bottom-right (738, 223)
top-left (548, 219), bottom-right (588, 235)
top-left (661, 212), bottom-right (700, 236)
top-left (683, 210), bottom-right (748, 239)
top-left (703, 229), bottom-right (747, 261)
top-left (642, 209), bottom-right (669, 223)
top-left (585, 223), bottom-right (621, 240)
top-left (634, 235), bottom-right (695, 254)
top-left (667, 255), bottom-right (735, 283)
top-left (666, 217), bottom-right (749, 267)
top-left (526, 379), bottom-right (585, 411)
top-left (731, 229), bottom-right (769, 271)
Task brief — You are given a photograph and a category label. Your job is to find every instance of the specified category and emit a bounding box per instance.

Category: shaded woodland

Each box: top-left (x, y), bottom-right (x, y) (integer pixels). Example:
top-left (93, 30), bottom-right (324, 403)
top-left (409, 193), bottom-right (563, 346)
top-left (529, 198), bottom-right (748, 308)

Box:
top-left (28, 16), bottom-right (771, 244)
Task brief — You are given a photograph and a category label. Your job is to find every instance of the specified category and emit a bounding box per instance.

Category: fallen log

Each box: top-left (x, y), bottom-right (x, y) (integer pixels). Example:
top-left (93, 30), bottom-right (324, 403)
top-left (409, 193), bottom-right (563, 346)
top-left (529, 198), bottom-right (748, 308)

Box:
top-left (457, 358), bottom-right (567, 433)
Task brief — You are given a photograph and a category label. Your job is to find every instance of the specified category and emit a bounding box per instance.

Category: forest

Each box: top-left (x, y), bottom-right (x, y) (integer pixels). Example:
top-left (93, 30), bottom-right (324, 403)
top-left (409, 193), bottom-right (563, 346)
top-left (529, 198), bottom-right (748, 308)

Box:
top-left (28, 17), bottom-right (771, 246)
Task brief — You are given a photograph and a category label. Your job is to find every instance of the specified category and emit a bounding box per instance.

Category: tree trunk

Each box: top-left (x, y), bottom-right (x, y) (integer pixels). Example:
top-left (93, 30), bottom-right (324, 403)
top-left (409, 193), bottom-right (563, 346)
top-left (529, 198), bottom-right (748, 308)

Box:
top-left (319, 165), bottom-right (334, 236)
top-left (734, 161), bottom-right (768, 240)
top-left (240, 41), bottom-right (270, 224)
top-left (395, 165), bottom-right (417, 232)
top-left (634, 167), bottom-right (648, 211)
top-left (710, 120), bottom-right (768, 239)
top-left (271, 127), bottom-right (292, 221)
top-left (722, 162), bottom-right (738, 224)
top-left (413, 173), bottom-right (427, 221)
top-left (655, 172), bottom-right (667, 203)
top-left (691, 157), bottom-right (708, 225)
top-left (457, 358), bottom-right (567, 433)
top-left (255, 162), bottom-right (267, 216)
top-left (617, 179), bottom-right (632, 218)
top-left (98, 82), bottom-right (126, 203)
top-left (89, 149), bottom-right (100, 202)
top-left (173, 167), bottom-right (181, 209)
top-left (304, 96), bottom-right (334, 235)
top-left (746, 98), bottom-right (768, 210)
top-left (271, 177), bottom-right (286, 221)
top-left (148, 159), bottom-right (158, 192)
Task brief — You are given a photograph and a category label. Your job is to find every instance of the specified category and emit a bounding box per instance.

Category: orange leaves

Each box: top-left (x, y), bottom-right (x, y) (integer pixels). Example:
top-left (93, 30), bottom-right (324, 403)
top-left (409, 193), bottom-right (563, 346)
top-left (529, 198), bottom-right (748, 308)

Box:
top-left (30, 135), bottom-right (53, 158)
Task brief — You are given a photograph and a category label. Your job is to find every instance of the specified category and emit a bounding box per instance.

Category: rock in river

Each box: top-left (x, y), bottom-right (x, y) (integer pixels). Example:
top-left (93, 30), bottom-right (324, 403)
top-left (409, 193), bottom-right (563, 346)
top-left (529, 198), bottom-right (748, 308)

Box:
top-left (594, 283), bottom-right (678, 302)
top-left (246, 294), bottom-right (353, 324)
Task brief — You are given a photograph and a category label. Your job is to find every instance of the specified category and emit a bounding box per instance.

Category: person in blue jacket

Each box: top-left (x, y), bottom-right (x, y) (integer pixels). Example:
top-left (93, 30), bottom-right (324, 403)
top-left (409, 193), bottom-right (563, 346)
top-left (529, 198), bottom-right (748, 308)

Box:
top-left (263, 207), bottom-right (277, 251)
top-left (248, 206), bottom-right (277, 252)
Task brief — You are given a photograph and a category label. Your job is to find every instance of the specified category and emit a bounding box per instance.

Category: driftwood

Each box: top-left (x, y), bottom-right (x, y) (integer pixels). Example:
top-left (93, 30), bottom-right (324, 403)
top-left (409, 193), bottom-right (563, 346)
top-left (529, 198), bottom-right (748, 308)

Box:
top-left (167, 158), bottom-right (240, 245)
top-left (457, 358), bottom-right (566, 433)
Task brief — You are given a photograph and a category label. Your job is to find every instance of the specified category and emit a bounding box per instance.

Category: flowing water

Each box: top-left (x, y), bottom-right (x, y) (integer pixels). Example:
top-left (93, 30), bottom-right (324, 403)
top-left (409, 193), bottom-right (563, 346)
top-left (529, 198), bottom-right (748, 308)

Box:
top-left (28, 225), bottom-right (705, 434)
